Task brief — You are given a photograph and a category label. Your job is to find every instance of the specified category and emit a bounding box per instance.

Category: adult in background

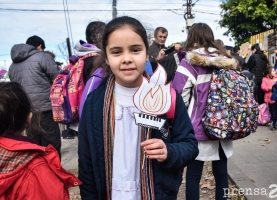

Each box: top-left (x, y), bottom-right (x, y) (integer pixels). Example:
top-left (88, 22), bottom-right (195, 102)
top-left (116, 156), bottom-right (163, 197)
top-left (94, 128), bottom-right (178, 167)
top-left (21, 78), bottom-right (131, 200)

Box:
top-left (149, 27), bottom-right (179, 83)
top-left (231, 46), bottom-right (245, 70)
top-left (247, 43), bottom-right (268, 104)
top-left (8, 35), bottom-right (62, 157)
top-left (172, 23), bottom-right (237, 200)
top-left (149, 27), bottom-right (168, 72)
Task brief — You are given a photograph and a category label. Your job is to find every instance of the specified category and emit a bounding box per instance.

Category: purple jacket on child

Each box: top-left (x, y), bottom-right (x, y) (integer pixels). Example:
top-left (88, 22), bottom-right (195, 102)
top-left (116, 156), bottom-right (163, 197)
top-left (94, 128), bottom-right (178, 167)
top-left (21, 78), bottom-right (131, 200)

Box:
top-left (172, 49), bottom-right (237, 140)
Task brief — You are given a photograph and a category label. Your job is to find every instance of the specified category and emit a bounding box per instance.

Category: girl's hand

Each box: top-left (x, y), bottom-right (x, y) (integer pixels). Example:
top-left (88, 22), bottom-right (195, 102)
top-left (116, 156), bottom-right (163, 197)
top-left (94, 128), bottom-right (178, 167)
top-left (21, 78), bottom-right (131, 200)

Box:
top-left (157, 49), bottom-right (166, 60)
top-left (141, 139), bottom-right (168, 162)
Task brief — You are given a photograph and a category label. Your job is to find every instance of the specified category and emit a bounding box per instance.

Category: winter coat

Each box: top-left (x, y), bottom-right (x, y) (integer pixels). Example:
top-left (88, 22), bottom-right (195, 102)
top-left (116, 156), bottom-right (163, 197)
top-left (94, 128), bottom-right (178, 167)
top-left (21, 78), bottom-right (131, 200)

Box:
top-left (172, 50), bottom-right (237, 140)
top-left (0, 135), bottom-right (81, 200)
top-left (149, 41), bottom-right (165, 62)
top-left (9, 44), bottom-right (60, 112)
top-left (261, 75), bottom-right (277, 104)
top-left (247, 51), bottom-right (268, 83)
top-left (78, 78), bottom-right (199, 200)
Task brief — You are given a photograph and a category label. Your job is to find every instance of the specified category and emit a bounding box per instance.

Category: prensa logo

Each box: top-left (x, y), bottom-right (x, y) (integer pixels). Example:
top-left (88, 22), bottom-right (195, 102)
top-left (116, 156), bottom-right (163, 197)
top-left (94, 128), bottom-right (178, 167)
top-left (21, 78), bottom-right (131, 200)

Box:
top-left (223, 184), bottom-right (277, 198)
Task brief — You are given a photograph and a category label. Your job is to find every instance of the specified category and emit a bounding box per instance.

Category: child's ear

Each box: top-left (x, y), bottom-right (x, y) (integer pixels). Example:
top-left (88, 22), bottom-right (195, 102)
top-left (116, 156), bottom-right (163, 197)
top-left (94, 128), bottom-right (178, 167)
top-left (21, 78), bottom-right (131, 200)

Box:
top-left (146, 55), bottom-right (149, 61)
top-left (26, 112), bottom-right (33, 125)
top-left (105, 58), bottom-right (109, 66)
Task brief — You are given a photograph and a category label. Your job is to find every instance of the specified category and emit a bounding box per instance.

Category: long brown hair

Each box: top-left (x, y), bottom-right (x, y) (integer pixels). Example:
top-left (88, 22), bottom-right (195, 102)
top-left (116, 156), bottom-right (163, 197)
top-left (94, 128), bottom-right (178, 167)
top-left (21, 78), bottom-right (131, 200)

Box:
top-left (185, 23), bottom-right (231, 58)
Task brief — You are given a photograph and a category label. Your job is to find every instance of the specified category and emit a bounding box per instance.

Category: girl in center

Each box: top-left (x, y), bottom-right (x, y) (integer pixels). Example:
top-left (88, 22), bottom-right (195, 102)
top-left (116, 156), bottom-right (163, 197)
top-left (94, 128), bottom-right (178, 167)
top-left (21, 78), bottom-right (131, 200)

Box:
top-left (78, 16), bottom-right (199, 200)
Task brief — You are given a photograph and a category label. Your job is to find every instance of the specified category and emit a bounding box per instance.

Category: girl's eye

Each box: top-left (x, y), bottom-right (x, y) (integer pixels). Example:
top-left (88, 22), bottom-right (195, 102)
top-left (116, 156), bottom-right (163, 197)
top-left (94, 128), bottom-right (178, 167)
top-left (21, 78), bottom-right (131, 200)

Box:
top-left (132, 48), bottom-right (141, 53)
top-left (111, 50), bottom-right (120, 54)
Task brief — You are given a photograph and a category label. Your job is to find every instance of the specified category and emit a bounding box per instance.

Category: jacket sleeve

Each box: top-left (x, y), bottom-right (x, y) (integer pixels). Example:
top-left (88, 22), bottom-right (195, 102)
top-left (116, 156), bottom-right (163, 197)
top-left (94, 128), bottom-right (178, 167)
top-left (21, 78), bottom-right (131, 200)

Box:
top-left (18, 161), bottom-right (69, 200)
top-left (159, 92), bottom-right (199, 170)
top-left (78, 100), bottom-right (99, 199)
top-left (261, 77), bottom-right (270, 92)
top-left (172, 60), bottom-right (195, 107)
top-left (41, 53), bottom-right (61, 82)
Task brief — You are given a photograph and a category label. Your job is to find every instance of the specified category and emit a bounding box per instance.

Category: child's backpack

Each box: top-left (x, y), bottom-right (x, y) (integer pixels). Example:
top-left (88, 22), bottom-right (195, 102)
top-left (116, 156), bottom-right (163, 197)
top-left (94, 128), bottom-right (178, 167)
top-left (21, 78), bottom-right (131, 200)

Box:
top-left (79, 68), bottom-right (107, 117)
top-left (50, 52), bottom-right (97, 124)
top-left (257, 103), bottom-right (271, 125)
top-left (202, 69), bottom-right (259, 140)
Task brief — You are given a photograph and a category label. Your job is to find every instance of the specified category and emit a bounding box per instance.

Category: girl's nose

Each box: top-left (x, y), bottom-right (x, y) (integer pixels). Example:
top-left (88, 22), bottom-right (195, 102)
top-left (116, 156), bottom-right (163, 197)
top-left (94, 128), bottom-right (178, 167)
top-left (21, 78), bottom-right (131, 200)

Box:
top-left (122, 53), bottom-right (132, 64)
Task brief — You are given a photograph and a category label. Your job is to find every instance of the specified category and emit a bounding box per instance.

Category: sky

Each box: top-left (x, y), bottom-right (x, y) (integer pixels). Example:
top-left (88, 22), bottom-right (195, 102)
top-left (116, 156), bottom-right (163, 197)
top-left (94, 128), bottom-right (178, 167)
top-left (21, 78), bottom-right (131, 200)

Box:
top-left (0, 0), bottom-right (234, 70)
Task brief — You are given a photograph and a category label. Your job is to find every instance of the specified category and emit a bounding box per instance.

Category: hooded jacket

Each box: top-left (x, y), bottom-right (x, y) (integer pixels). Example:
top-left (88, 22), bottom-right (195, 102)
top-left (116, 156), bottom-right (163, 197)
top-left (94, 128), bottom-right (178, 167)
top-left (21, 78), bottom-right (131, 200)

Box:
top-left (172, 50), bottom-right (237, 140)
top-left (247, 51), bottom-right (268, 83)
top-left (0, 136), bottom-right (81, 200)
top-left (261, 75), bottom-right (277, 104)
top-left (74, 40), bottom-right (101, 84)
top-left (9, 44), bottom-right (60, 112)
top-left (78, 78), bottom-right (199, 200)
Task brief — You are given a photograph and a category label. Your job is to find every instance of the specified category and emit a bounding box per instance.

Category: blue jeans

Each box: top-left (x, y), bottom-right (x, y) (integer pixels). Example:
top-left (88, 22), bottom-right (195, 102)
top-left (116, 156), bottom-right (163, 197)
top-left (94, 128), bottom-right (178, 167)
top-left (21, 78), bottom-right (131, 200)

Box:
top-left (186, 143), bottom-right (228, 200)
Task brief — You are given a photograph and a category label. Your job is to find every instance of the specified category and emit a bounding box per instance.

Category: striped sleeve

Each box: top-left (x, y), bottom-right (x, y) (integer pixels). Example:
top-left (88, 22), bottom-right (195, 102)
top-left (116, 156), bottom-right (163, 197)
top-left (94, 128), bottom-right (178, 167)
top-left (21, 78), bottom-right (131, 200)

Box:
top-left (172, 60), bottom-right (196, 107)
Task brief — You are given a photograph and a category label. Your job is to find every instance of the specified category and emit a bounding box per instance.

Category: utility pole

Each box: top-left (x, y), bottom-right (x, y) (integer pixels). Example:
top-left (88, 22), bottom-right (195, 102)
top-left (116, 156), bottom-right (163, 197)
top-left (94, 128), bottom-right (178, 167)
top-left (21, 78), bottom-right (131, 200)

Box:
top-left (112, 0), bottom-right (117, 19)
top-left (183, 0), bottom-right (197, 31)
top-left (66, 37), bottom-right (72, 57)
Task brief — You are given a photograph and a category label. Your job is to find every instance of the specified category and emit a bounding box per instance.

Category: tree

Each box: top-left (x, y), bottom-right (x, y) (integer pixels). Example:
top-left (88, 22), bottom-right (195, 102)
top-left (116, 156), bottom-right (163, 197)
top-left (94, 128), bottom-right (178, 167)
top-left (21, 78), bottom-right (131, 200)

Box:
top-left (56, 41), bottom-right (69, 65)
top-left (218, 0), bottom-right (277, 45)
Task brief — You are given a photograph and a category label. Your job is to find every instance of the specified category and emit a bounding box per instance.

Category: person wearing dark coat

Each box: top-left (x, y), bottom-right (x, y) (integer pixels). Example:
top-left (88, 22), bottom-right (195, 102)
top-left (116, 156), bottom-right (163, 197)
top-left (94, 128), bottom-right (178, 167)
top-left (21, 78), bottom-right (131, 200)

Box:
top-left (247, 43), bottom-right (268, 104)
top-left (231, 46), bottom-right (245, 70)
top-left (8, 35), bottom-right (62, 157)
top-left (78, 78), bottom-right (199, 200)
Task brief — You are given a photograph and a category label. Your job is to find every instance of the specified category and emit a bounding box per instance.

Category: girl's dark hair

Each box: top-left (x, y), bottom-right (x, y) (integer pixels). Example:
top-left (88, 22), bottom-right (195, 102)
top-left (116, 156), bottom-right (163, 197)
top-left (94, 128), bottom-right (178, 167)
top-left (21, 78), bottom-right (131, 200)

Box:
top-left (0, 82), bottom-right (33, 136)
top-left (264, 66), bottom-right (274, 77)
top-left (185, 23), bottom-right (231, 58)
top-left (94, 16), bottom-right (149, 74)
top-left (86, 21), bottom-right (106, 48)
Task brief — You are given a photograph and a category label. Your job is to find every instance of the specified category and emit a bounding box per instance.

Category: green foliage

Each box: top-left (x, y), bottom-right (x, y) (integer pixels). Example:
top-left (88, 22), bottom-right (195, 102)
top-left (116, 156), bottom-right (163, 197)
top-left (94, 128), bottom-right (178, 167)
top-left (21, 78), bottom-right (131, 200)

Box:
top-left (218, 0), bottom-right (277, 45)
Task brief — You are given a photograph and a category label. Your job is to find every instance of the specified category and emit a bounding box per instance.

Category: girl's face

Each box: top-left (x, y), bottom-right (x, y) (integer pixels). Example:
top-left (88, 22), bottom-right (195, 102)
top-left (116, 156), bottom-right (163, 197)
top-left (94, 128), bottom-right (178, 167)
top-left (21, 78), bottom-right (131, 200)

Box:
top-left (271, 68), bottom-right (276, 77)
top-left (105, 26), bottom-right (148, 88)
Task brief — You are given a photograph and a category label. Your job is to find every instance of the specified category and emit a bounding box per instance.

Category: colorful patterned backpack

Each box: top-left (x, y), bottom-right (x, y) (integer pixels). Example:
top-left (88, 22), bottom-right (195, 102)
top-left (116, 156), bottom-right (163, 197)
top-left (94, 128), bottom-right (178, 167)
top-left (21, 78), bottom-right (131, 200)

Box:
top-left (202, 69), bottom-right (259, 140)
top-left (50, 52), bottom-right (97, 124)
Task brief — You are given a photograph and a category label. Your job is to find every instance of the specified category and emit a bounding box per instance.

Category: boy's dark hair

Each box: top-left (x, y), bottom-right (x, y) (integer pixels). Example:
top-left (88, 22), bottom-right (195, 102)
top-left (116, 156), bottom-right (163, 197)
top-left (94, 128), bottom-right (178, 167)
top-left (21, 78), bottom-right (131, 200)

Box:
top-left (0, 82), bottom-right (39, 136)
top-left (26, 35), bottom-right (46, 49)
top-left (251, 43), bottom-right (260, 52)
top-left (185, 23), bottom-right (231, 58)
top-left (263, 66), bottom-right (274, 77)
top-left (232, 46), bottom-right (240, 54)
top-left (154, 27), bottom-right (168, 38)
top-left (86, 21), bottom-right (106, 48)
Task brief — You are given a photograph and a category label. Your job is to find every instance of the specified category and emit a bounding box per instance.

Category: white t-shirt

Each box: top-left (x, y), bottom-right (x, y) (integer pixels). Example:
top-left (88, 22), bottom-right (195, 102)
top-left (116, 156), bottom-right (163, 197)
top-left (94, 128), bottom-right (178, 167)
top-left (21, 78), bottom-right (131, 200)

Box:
top-left (112, 82), bottom-right (141, 200)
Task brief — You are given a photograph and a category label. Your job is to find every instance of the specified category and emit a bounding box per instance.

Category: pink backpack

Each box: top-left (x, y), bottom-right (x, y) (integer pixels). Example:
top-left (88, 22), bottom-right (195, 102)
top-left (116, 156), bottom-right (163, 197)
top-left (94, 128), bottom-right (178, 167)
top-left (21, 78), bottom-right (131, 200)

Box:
top-left (258, 103), bottom-right (271, 125)
top-left (50, 53), bottom-right (97, 124)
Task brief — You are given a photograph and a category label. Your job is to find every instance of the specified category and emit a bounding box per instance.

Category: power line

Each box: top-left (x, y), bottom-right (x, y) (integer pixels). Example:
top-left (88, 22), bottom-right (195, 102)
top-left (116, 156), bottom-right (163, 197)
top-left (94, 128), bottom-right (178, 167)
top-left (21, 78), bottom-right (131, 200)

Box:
top-left (0, 8), bottom-right (182, 12)
top-left (62, 0), bottom-right (70, 42)
top-left (65, 0), bottom-right (74, 49)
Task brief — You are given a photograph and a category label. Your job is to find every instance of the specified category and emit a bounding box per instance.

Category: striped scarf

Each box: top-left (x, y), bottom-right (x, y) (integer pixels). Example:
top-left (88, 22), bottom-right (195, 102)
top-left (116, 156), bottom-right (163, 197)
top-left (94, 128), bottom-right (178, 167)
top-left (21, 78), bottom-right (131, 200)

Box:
top-left (103, 74), bottom-right (155, 200)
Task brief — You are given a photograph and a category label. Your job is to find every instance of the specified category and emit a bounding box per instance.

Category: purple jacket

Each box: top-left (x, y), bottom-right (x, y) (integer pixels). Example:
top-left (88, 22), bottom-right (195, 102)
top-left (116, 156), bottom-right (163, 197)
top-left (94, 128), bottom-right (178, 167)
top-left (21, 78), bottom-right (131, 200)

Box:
top-left (172, 50), bottom-right (237, 140)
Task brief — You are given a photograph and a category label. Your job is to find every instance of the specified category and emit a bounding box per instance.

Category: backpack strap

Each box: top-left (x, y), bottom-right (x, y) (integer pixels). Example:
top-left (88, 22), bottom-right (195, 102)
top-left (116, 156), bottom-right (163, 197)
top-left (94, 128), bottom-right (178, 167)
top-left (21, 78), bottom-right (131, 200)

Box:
top-left (167, 88), bottom-right (176, 121)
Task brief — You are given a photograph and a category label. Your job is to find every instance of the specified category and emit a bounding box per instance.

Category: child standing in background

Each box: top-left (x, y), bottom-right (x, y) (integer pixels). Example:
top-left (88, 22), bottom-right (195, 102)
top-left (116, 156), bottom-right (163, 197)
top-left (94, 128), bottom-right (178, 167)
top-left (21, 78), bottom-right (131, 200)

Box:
top-left (0, 82), bottom-right (81, 200)
top-left (261, 66), bottom-right (277, 130)
top-left (78, 16), bottom-right (198, 200)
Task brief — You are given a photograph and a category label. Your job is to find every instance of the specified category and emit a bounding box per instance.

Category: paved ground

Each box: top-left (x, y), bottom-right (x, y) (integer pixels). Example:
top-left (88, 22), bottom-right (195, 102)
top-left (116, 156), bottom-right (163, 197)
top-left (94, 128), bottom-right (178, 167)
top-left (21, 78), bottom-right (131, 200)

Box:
top-left (228, 126), bottom-right (277, 200)
top-left (61, 126), bottom-right (277, 200)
